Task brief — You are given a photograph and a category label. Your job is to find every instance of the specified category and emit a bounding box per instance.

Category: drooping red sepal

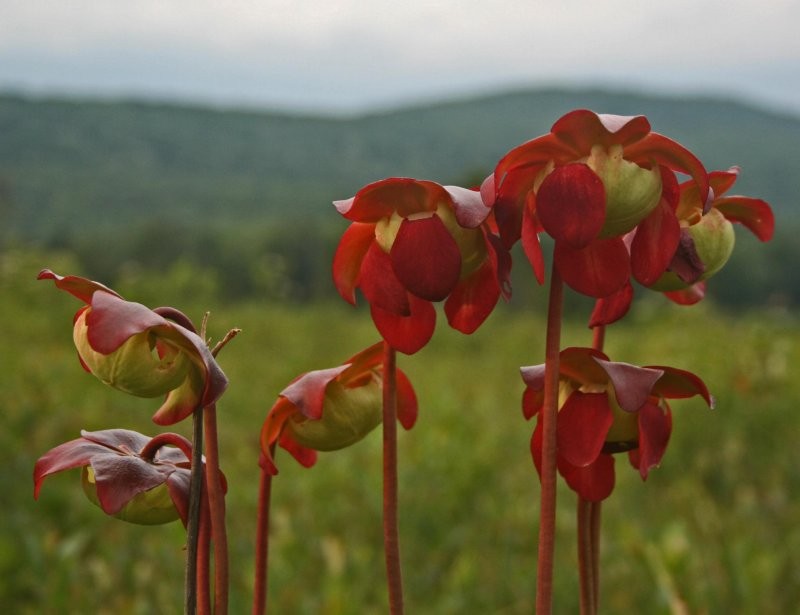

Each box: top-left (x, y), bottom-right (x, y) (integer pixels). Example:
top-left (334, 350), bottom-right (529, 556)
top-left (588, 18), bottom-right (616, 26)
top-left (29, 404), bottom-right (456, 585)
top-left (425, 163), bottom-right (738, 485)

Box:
top-left (370, 294), bottom-right (436, 355)
top-left (714, 196), bottom-right (775, 241)
top-left (390, 214), bottom-right (461, 302)
top-left (521, 201), bottom-right (546, 285)
top-left (85, 292), bottom-right (169, 354)
top-left (664, 281), bottom-right (706, 305)
top-left (649, 366), bottom-right (714, 407)
top-left (37, 269), bottom-right (121, 303)
top-left (444, 258), bottom-right (500, 334)
top-left (556, 392), bottom-right (613, 468)
top-left (594, 359), bottom-right (664, 413)
top-left (396, 367), bottom-right (418, 430)
top-left (551, 110), bottom-right (651, 154)
top-left (554, 237), bottom-right (630, 298)
top-left (334, 177), bottom-right (442, 222)
top-left (558, 453), bottom-right (616, 502)
top-left (332, 222), bottom-right (375, 305)
top-left (280, 365), bottom-right (350, 421)
top-left (278, 431), bottom-right (318, 469)
top-left (635, 402), bottom-right (672, 479)
top-left (630, 199), bottom-right (681, 286)
top-left (536, 163), bottom-right (605, 248)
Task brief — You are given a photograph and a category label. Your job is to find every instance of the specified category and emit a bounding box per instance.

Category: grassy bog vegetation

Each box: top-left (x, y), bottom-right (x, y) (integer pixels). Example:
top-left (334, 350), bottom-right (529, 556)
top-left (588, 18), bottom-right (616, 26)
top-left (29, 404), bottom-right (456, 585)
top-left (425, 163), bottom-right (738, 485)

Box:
top-left (3, 248), bottom-right (800, 613)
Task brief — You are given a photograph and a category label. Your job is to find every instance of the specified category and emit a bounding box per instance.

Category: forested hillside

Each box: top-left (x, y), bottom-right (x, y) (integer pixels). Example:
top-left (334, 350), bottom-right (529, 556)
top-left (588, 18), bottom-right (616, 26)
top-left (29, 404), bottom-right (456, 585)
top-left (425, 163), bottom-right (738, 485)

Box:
top-left (1, 88), bottom-right (797, 306)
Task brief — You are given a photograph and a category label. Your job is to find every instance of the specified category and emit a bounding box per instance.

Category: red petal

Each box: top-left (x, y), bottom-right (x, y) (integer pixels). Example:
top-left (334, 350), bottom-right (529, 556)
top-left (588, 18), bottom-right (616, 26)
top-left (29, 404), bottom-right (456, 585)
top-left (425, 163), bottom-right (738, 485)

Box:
top-left (444, 185), bottom-right (492, 228)
top-left (530, 420), bottom-right (543, 477)
top-left (708, 168), bottom-right (740, 196)
top-left (554, 237), bottom-right (630, 298)
top-left (278, 432), bottom-right (317, 469)
top-left (649, 366), bottom-right (713, 407)
top-left (359, 242), bottom-right (411, 315)
top-left (281, 365), bottom-right (350, 420)
top-left (91, 455), bottom-right (168, 514)
top-left (536, 163), bottom-right (605, 248)
top-left (589, 282), bottom-right (633, 327)
top-left (558, 453), bottom-right (616, 502)
top-left (33, 438), bottom-right (111, 499)
top-left (636, 402), bottom-right (672, 479)
top-left (391, 215), bottom-right (462, 302)
top-left (38, 269), bottom-right (122, 303)
top-left (714, 196), bottom-right (774, 241)
top-left (370, 294), bottom-right (436, 355)
top-left (557, 392), bottom-right (614, 468)
top-left (335, 177), bottom-right (444, 222)
top-left (558, 346), bottom-right (609, 386)
top-left (664, 281), bottom-right (706, 305)
top-left (444, 257), bottom-right (500, 334)
top-left (522, 384), bottom-right (544, 420)
top-left (396, 367), bottom-right (418, 430)
top-left (86, 292), bottom-right (169, 354)
top-left (521, 203), bottom-right (546, 285)
top-left (630, 199), bottom-right (681, 285)
top-left (594, 359), bottom-right (664, 413)
top-left (551, 110), bottom-right (651, 153)
top-left (333, 222), bottom-right (376, 305)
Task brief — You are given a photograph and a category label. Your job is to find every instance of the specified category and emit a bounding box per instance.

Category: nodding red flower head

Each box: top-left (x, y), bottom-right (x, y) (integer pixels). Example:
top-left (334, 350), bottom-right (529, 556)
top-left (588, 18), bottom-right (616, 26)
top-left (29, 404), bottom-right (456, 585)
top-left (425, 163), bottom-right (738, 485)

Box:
top-left (260, 342), bottom-right (417, 474)
top-left (39, 270), bottom-right (228, 425)
top-left (34, 429), bottom-right (202, 526)
top-left (333, 178), bottom-right (511, 354)
top-left (484, 109), bottom-right (708, 299)
top-left (521, 347), bottom-right (713, 501)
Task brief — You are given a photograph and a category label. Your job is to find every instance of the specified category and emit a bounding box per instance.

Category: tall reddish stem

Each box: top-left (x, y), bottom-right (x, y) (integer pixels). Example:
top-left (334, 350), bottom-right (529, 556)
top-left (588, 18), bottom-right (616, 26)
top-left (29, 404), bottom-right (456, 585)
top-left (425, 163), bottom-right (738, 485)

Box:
top-left (577, 499), bottom-right (595, 615)
top-left (253, 449), bottom-right (276, 615)
top-left (537, 265), bottom-right (564, 614)
top-left (382, 342), bottom-right (404, 615)
top-left (203, 404), bottom-right (228, 615)
top-left (185, 405), bottom-right (204, 615)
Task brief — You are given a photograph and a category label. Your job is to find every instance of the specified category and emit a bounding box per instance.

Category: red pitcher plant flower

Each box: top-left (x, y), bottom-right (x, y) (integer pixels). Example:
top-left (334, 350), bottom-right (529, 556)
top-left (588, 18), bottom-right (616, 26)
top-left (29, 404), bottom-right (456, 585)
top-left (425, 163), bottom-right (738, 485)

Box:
top-left (39, 270), bottom-right (228, 425)
top-left (333, 177), bottom-right (511, 354)
top-left (590, 166), bottom-right (776, 325)
top-left (34, 429), bottom-right (198, 525)
top-left (483, 109), bottom-right (709, 299)
top-left (260, 342), bottom-right (417, 474)
top-left (521, 347), bottom-right (713, 501)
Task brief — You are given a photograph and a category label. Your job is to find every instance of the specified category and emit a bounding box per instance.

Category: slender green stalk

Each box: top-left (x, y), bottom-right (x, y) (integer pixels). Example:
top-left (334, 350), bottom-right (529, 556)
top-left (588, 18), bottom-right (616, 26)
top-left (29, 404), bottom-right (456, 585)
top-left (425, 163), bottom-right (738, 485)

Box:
top-left (382, 342), bottom-right (404, 615)
top-left (253, 449), bottom-right (276, 615)
top-left (536, 264), bottom-right (564, 614)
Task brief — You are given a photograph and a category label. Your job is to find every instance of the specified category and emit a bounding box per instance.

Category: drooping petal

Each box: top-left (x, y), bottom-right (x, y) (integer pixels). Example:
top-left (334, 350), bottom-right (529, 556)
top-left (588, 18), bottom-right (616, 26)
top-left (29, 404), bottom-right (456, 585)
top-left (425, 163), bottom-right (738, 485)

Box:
top-left (80, 428), bottom-right (151, 453)
top-left (37, 269), bottom-right (122, 303)
top-left (554, 237), bottom-right (630, 298)
top-left (521, 200), bottom-right (546, 284)
top-left (390, 215), bottom-right (462, 302)
top-left (714, 196), bottom-right (775, 241)
top-left (259, 397), bottom-right (298, 475)
top-left (278, 432), bottom-right (317, 469)
top-left (281, 365), bottom-right (350, 420)
top-left (359, 242), bottom-right (411, 315)
top-left (636, 402), bottom-right (673, 479)
top-left (444, 185), bottom-right (492, 228)
top-left (444, 257), bottom-right (501, 334)
top-left (166, 470), bottom-right (192, 526)
top-left (649, 366), bottom-right (713, 407)
top-left (150, 364), bottom-right (203, 425)
top-left (557, 392), bottom-right (614, 468)
top-left (370, 294), bottom-right (436, 355)
top-left (558, 346), bottom-right (609, 386)
top-left (332, 222), bottom-right (376, 305)
top-left (396, 367), bottom-right (418, 430)
top-left (630, 199), bottom-right (681, 285)
top-left (558, 453), bottom-right (616, 502)
top-left (86, 292), bottom-right (170, 354)
top-left (708, 168), bottom-right (740, 197)
top-left (664, 281), bottom-right (706, 305)
top-left (594, 359), bottom-right (664, 412)
top-left (530, 420), bottom-right (543, 477)
top-left (536, 163), bottom-right (605, 248)
top-left (589, 282), bottom-right (633, 328)
top-left (665, 229), bottom-right (705, 285)
top-left (34, 438), bottom-right (112, 499)
top-left (522, 384), bottom-right (544, 420)
top-left (551, 110), bottom-right (652, 153)
top-left (91, 455), bottom-right (169, 515)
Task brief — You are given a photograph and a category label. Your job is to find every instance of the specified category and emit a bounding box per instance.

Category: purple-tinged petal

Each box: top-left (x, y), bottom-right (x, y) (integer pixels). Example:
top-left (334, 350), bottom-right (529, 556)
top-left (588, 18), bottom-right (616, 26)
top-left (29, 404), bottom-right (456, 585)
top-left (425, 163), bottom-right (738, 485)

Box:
top-left (166, 470), bottom-right (192, 526)
top-left (648, 366), bottom-right (713, 407)
top-left (444, 185), bottom-right (492, 228)
top-left (594, 359), bottom-right (664, 413)
top-left (37, 269), bottom-right (122, 303)
top-left (333, 222), bottom-right (376, 305)
top-left (91, 455), bottom-right (167, 515)
top-left (520, 364), bottom-right (547, 391)
top-left (636, 402), bottom-right (672, 479)
top-left (666, 229), bottom-right (705, 284)
top-left (555, 237), bottom-right (630, 298)
top-left (281, 365), bottom-right (350, 420)
top-left (390, 215), bottom-right (462, 302)
top-left (557, 392), bottom-right (614, 468)
top-left (34, 439), bottom-right (112, 499)
top-left (86, 292), bottom-right (170, 354)
top-left (558, 453), bottom-right (616, 502)
top-left (536, 163), bottom-right (605, 248)
top-left (630, 199), bottom-right (681, 286)
top-left (589, 282), bottom-right (633, 328)
top-left (80, 428), bottom-right (151, 454)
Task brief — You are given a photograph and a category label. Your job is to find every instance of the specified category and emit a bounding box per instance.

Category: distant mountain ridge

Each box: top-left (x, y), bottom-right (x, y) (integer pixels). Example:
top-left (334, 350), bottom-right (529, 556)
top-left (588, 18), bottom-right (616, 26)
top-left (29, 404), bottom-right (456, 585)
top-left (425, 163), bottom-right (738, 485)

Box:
top-left (1, 87), bottom-right (797, 240)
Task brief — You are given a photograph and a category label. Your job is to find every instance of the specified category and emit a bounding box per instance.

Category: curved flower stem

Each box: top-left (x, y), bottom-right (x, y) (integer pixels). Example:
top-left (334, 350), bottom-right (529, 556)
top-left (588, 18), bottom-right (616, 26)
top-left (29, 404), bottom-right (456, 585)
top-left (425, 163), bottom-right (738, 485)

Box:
top-left (253, 449), bottom-right (276, 615)
top-left (577, 498), bottom-right (595, 615)
top-left (185, 405), bottom-right (205, 615)
top-left (139, 432), bottom-right (194, 462)
top-left (382, 342), bottom-right (404, 615)
top-left (537, 264), bottom-right (564, 615)
top-left (203, 403), bottom-right (228, 615)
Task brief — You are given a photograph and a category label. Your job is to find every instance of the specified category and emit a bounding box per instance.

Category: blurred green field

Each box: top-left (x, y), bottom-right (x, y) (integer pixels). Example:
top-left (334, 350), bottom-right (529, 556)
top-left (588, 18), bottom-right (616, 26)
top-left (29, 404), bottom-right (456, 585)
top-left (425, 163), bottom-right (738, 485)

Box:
top-left (3, 248), bottom-right (800, 614)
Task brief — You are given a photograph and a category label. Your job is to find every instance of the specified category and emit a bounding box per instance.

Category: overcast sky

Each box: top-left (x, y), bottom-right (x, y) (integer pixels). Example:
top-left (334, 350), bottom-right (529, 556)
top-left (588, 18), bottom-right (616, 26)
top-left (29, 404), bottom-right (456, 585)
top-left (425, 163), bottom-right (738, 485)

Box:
top-left (1, 0), bottom-right (798, 115)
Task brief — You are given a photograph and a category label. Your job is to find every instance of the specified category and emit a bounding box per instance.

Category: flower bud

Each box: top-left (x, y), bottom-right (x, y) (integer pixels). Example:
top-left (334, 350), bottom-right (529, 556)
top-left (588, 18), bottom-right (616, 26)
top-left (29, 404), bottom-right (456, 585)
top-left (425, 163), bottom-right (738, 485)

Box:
top-left (586, 144), bottom-right (662, 238)
top-left (287, 376), bottom-right (383, 451)
top-left (73, 310), bottom-right (191, 398)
